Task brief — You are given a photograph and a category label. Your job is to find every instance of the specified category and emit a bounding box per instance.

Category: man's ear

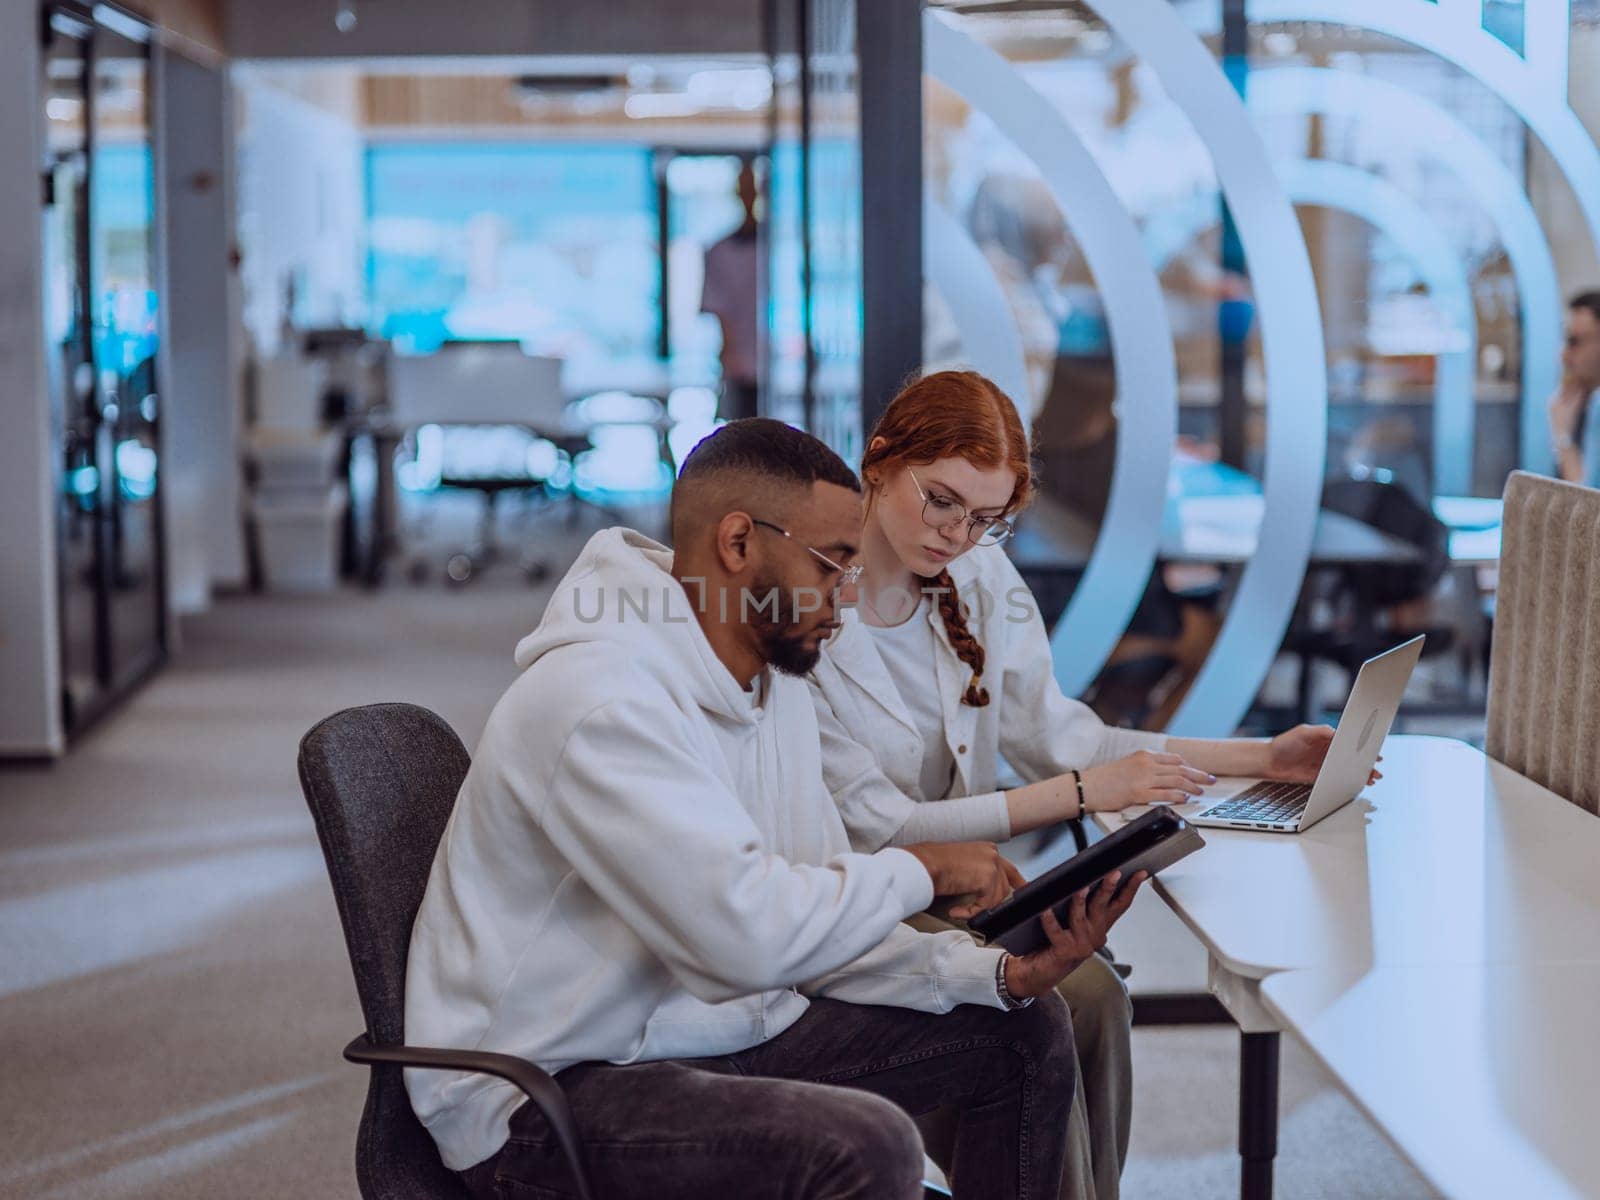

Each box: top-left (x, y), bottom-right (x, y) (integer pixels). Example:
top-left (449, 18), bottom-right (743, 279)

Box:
top-left (714, 511), bottom-right (756, 576)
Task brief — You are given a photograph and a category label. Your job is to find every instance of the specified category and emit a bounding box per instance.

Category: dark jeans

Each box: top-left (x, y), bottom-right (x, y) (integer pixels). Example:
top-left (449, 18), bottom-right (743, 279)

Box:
top-left (457, 994), bottom-right (1076, 1200)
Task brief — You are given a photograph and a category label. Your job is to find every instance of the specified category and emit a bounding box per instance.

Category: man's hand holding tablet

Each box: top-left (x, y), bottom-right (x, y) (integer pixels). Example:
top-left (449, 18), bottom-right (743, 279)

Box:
top-left (968, 807), bottom-right (1205, 977)
top-left (1003, 871), bottom-right (1148, 1000)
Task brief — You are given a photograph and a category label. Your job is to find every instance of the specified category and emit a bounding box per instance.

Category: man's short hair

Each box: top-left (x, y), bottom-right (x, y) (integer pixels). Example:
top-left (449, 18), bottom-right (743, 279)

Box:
top-left (1570, 291), bottom-right (1600, 325)
top-left (676, 418), bottom-right (859, 494)
top-left (671, 418), bottom-right (860, 542)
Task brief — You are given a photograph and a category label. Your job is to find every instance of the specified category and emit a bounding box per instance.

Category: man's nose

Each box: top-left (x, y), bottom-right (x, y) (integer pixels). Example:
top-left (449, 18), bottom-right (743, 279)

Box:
top-left (837, 576), bottom-right (861, 607)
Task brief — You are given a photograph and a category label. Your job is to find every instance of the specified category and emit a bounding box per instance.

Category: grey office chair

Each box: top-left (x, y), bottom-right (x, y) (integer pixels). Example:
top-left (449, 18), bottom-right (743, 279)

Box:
top-left (297, 702), bottom-right (593, 1200)
top-left (1486, 471), bottom-right (1600, 815)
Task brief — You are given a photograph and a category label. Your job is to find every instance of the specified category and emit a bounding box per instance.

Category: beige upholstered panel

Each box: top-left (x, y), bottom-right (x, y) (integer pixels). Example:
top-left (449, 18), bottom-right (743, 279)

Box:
top-left (1485, 471), bottom-right (1600, 815)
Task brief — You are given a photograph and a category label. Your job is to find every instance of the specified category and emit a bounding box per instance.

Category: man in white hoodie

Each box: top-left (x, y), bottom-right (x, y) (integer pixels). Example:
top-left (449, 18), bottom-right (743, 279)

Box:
top-left (406, 419), bottom-right (1145, 1200)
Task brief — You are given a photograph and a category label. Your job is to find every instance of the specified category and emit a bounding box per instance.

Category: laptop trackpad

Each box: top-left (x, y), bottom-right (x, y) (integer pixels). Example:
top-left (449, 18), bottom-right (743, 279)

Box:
top-left (1120, 777), bottom-right (1257, 822)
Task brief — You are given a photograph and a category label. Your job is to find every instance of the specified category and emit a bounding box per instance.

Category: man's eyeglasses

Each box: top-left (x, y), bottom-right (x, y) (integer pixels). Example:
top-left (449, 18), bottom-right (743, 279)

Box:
top-left (908, 469), bottom-right (1016, 547)
top-left (751, 519), bottom-right (865, 585)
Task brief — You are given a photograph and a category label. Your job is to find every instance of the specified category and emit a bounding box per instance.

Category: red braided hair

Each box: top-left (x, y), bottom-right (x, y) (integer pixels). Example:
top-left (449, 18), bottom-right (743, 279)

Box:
top-left (861, 371), bottom-right (1034, 707)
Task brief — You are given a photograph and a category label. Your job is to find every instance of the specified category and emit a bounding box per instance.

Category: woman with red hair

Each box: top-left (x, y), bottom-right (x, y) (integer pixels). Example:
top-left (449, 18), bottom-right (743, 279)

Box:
top-left (809, 369), bottom-right (1346, 1199)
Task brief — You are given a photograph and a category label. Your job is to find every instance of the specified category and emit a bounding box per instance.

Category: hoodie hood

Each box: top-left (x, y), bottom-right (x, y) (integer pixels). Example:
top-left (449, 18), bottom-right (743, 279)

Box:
top-left (513, 527), bottom-right (757, 725)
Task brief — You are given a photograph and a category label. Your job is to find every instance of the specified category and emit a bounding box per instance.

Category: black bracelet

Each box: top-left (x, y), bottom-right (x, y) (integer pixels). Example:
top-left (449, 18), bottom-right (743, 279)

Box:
top-left (1070, 768), bottom-right (1086, 818)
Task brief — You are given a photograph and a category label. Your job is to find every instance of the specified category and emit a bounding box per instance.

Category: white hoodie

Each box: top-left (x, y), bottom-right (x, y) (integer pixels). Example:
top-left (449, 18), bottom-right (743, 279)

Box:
top-left (405, 528), bottom-right (1006, 1171)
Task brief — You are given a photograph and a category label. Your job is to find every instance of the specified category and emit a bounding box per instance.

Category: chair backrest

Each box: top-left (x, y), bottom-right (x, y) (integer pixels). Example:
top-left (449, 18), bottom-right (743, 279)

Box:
top-left (1486, 471), bottom-right (1600, 815)
top-left (1321, 477), bottom-right (1451, 608)
top-left (298, 702), bottom-right (473, 1199)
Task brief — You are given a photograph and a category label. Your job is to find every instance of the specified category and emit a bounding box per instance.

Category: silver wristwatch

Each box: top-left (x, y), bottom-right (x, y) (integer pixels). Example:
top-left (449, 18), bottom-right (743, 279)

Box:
top-left (995, 952), bottom-right (1034, 1011)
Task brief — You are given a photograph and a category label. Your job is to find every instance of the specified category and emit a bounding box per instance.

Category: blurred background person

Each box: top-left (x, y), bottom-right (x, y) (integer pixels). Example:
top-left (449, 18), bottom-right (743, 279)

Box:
top-left (700, 163), bottom-right (762, 421)
top-left (1549, 290), bottom-right (1600, 489)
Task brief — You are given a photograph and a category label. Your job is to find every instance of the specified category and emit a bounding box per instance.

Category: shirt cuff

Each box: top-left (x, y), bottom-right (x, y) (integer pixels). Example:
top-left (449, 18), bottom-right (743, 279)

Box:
top-left (876, 847), bottom-right (936, 916)
top-left (932, 938), bottom-right (1010, 1010)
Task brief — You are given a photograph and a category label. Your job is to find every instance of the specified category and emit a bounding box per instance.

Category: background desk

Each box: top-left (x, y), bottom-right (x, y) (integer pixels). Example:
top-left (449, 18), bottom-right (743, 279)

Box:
top-left (1434, 494), bottom-right (1503, 567)
top-left (1011, 487), bottom-right (1506, 572)
top-left (1009, 491), bottom-right (1420, 572)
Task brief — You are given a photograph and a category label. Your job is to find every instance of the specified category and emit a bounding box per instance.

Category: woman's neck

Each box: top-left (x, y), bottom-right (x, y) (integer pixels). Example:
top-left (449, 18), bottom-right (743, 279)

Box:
top-left (858, 508), bottom-right (924, 627)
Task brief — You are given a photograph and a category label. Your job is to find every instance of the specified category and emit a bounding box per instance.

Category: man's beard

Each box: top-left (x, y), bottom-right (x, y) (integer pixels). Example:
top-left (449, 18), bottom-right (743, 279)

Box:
top-left (750, 573), bottom-right (824, 677)
top-left (759, 623), bottom-right (822, 677)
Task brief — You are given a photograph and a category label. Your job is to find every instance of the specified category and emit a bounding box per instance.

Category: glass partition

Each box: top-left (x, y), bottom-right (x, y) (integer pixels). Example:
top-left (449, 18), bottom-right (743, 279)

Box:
top-left (91, 16), bottom-right (164, 693)
top-left (44, 2), bottom-right (165, 732)
top-left (912, 3), bottom-right (1600, 732)
top-left (44, 7), bottom-right (100, 726)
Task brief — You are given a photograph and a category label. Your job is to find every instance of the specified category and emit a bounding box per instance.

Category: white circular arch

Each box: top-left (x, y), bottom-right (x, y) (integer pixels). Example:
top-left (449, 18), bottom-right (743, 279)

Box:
top-left (1153, 157), bottom-right (1478, 493)
top-left (1181, 0), bottom-right (1600, 473)
top-left (925, 11), bottom-right (1176, 699)
top-left (1079, 0), bottom-right (1329, 736)
top-left (1250, 67), bottom-right (1561, 486)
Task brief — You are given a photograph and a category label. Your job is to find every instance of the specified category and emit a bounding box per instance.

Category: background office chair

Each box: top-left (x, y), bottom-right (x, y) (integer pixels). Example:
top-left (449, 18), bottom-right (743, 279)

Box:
top-left (386, 346), bottom-right (568, 585)
top-left (1080, 569), bottom-right (1227, 733)
top-left (1486, 471), bottom-right (1600, 816)
top-left (297, 702), bottom-right (594, 1200)
top-left (1287, 476), bottom-right (1456, 723)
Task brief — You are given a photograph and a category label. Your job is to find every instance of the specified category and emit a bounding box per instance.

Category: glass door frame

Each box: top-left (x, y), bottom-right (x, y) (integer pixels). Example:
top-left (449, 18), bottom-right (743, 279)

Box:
top-left (42, 0), bottom-right (168, 737)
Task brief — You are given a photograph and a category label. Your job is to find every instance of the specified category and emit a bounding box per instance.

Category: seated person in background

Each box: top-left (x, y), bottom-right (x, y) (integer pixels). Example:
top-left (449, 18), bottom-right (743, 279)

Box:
top-left (405, 417), bottom-right (1147, 1200)
top-left (810, 370), bottom-right (1358, 1200)
top-left (1549, 290), bottom-right (1600, 489)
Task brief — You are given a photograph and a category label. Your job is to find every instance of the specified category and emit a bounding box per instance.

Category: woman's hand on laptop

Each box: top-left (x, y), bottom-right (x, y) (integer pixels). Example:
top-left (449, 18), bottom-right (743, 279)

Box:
top-left (1264, 723), bottom-right (1384, 785)
top-left (1003, 871), bottom-right (1148, 1000)
top-left (903, 842), bottom-right (1027, 920)
top-left (1079, 751), bottom-right (1214, 813)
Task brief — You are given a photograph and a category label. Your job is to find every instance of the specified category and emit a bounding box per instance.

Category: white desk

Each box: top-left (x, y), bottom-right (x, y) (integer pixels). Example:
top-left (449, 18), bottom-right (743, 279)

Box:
top-left (1262, 962), bottom-right (1600, 1200)
top-left (1129, 736), bottom-right (1600, 978)
top-left (1091, 736), bottom-right (1600, 1198)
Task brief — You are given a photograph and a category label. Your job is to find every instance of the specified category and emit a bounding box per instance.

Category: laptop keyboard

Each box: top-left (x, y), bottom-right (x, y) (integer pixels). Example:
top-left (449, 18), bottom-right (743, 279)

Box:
top-left (1204, 779), bottom-right (1313, 825)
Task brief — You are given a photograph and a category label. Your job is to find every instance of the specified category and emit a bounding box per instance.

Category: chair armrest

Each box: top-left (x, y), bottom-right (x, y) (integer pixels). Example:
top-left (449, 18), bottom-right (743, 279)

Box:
top-left (344, 1034), bottom-right (593, 1200)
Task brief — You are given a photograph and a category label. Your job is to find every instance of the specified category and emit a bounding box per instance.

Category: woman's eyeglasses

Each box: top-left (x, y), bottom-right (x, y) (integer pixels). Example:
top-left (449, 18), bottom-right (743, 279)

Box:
top-left (908, 469), bottom-right (1015, 547)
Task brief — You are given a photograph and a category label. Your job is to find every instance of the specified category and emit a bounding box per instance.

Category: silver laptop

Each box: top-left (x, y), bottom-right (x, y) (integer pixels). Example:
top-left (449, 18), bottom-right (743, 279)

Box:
top-left (1188, 635), bottom-right (1425, 834)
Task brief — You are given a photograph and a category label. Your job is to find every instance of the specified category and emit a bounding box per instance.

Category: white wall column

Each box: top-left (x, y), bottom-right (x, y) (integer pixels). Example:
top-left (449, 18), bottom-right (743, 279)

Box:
top-left (159, 46), bottom-right (246, 612)
top-left (0, 2), bottom-right (64, 757)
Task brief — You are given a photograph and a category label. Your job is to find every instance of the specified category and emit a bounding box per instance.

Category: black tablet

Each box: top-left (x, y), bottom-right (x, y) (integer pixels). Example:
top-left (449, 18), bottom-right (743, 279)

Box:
top-left (968, 808), bottom-right (1205, 956)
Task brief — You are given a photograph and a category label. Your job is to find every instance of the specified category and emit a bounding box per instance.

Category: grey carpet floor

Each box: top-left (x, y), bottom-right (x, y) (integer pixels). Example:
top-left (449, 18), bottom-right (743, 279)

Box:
top-left (0, 526), bottom-right (1436, 1199)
